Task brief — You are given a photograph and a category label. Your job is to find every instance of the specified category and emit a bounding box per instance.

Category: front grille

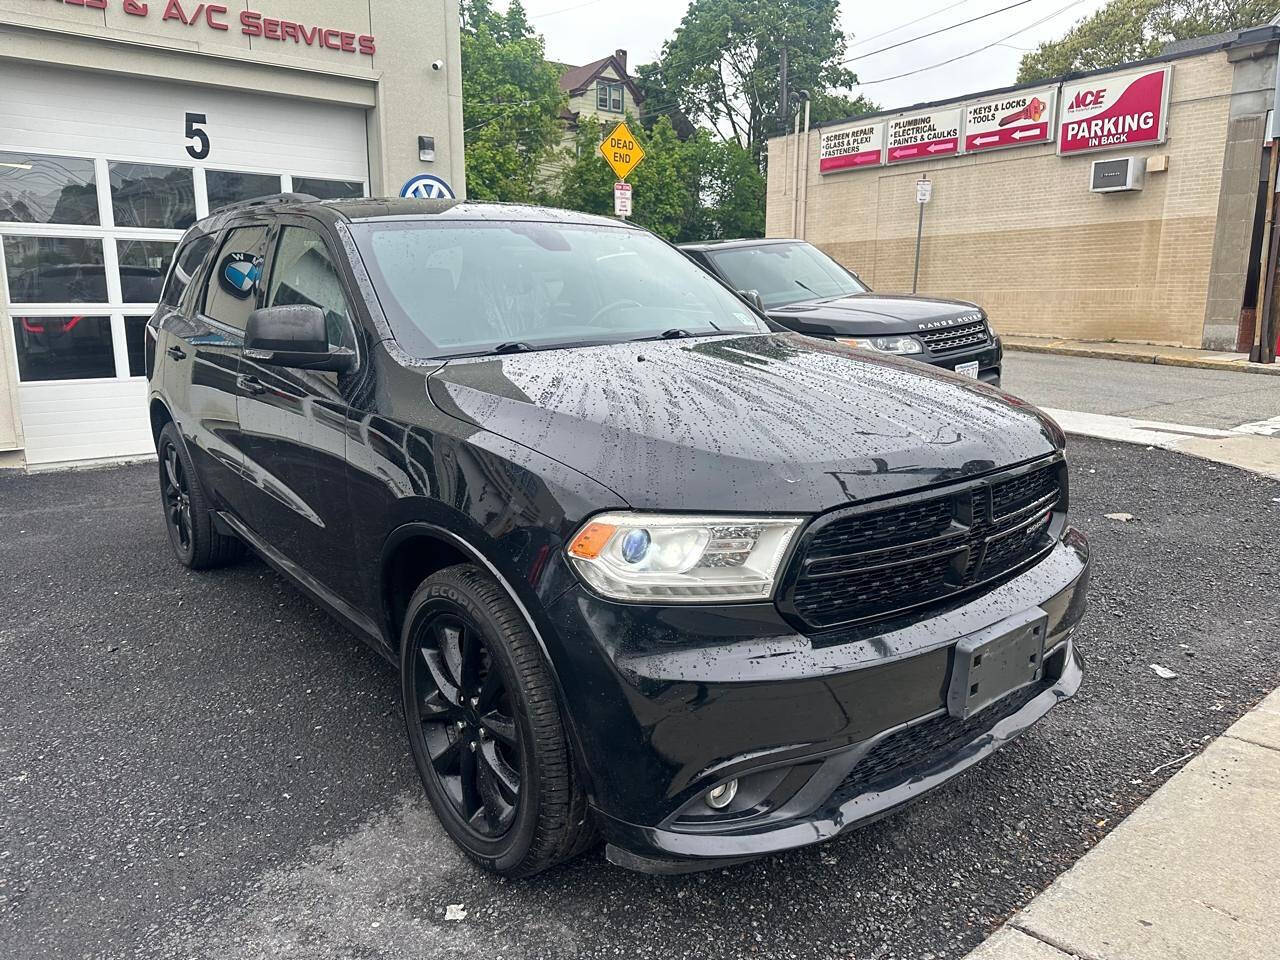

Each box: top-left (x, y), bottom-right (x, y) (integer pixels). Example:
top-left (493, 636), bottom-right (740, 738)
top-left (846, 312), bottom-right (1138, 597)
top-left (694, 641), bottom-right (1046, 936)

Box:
top-left (839, 681), bottom-right (1047, 799)
top-left (786, 462), bottom-right (1062, 630)
top-left (918, 318), bottom-right (990, 354)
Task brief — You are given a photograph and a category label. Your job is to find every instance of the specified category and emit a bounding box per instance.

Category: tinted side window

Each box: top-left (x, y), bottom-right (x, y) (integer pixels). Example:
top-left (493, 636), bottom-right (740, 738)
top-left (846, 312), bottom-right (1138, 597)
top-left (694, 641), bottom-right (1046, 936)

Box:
top-left (202, 225), bottom-right (269, 330)
top-left (161, 233), bottom-right (217, 309)
top-left (267, 227), bottom-right (355, 350)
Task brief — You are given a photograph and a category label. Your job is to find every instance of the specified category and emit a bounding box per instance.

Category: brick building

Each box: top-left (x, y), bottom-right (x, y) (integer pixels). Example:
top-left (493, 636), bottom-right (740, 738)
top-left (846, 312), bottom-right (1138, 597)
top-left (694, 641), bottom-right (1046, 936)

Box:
top-left (765, 26), bottom-right (1280, 351)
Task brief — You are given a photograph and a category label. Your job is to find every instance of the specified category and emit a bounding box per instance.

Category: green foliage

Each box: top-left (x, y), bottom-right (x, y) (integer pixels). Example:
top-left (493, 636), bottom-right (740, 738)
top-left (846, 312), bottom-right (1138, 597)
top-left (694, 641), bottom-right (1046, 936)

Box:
top-left (549, 116), bottom-right (764, 242)
top-left (657, 0), bottom-right (858, 163)
top-left (1018, 0), bottom-right (1280, 82)
top-left (808, 91), bottom-right (881, 127)
top-left (459, 0), bottom-right (566, 201)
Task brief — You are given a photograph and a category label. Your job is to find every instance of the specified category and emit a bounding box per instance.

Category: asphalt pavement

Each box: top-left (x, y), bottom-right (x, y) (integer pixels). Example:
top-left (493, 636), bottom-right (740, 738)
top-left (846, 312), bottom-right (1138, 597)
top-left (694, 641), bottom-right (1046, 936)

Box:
top-left (2, 440), bottom-right (1279, 960)
top-left (1001, 352), bottom-right (1280, 430)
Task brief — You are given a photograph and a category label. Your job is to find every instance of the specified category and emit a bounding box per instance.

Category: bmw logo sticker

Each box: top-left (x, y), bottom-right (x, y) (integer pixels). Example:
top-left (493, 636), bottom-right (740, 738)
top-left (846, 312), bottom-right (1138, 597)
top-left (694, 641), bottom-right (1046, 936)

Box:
top-left (219, 253), bottom-right (262, 299)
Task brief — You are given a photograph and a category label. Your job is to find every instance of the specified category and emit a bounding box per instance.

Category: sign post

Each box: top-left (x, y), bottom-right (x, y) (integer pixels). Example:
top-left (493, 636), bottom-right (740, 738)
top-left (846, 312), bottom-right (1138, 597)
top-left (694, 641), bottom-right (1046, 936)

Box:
top-left (913, 178), bottom-right (931, 294)
top-left (600, 120), bottom-right (646, 220)
top-left (613, 181), bottom-right (632, 218)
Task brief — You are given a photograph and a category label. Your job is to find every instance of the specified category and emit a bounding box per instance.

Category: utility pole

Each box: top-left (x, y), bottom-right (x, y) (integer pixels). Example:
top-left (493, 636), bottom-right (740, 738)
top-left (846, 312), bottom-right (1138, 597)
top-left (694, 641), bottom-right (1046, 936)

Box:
top-left (779, 45), bottom-right (789, 135)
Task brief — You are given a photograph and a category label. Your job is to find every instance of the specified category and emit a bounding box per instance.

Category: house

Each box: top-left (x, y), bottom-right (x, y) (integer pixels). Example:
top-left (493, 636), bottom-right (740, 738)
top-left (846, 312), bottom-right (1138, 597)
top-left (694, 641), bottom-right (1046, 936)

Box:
top-left (558, 49), bottom-right (644, 133)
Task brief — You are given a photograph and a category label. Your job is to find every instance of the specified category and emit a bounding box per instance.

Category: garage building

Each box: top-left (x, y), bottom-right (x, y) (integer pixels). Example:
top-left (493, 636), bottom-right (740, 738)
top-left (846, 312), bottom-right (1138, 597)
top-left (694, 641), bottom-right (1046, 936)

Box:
top-left (0, 0), bottom-right (464, 469)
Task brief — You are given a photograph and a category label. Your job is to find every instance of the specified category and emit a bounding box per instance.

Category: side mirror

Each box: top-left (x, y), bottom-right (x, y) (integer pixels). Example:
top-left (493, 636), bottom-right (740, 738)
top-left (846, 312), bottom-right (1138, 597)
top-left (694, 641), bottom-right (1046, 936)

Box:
top-left (739, 289), bottom-right (765, 313)
top-left (244, 304), bottom-right (353, 372)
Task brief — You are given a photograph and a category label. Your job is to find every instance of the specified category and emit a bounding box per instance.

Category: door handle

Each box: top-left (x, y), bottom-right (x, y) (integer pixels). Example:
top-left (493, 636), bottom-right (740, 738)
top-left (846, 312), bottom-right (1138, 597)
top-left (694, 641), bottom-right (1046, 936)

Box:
top-left (237, 374), bottom-right (268, 396)
top-left (167, 345), bottom-right (187, 360)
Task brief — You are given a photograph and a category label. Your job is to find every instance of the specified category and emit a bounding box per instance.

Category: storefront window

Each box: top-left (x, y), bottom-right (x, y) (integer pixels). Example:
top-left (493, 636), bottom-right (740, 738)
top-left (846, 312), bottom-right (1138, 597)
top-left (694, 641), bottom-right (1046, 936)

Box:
top-left (118, 239), bottom-right (177, 303)
top-left (109, 162), bottom-right (196, 229)
top-left (0, 151), bottom-right (99, 225)
top-left (2, 236), bottom-right (107, 303)
top-left (10, 315), bottom-right (115, 381)
top-left (293, 176), bottom-right (365, 200)
top-left (206, 170), bottom-right (282, 211)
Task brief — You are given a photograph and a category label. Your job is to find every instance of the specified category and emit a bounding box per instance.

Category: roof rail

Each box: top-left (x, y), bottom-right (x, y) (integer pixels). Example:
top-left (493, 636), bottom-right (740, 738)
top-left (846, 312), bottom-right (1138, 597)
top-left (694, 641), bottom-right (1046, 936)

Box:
top-left (208, 192), bottom-right (319, 216)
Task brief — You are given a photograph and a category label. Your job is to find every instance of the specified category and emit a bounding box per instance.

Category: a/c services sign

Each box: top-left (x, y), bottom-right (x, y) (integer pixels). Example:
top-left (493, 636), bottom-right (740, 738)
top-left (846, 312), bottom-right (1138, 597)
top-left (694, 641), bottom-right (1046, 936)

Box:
top-left (1058, 67), bottom-right (1170, 156)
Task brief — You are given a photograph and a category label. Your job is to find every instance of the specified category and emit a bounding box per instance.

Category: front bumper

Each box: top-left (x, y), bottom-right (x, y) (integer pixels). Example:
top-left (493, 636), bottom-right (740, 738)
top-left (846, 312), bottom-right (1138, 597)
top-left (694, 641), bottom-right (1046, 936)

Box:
top-left (541, 528), bottom-right (1089, 871)
top-left (924, 336), bottom-right (1003, 385)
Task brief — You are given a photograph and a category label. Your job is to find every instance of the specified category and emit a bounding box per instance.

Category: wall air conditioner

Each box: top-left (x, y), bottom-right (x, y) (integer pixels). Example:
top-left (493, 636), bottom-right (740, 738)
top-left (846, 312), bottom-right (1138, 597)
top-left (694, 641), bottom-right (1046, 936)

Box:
top-left (1090, 156), bottom-right (1144, 193)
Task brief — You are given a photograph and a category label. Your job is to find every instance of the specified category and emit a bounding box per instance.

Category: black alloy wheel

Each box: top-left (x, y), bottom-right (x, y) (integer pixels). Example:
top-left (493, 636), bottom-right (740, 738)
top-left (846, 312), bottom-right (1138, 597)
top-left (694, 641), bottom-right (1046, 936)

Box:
top-left (413, 610), bottom-right (522, 836)
top-left (400, 565), bottom-right (596, 876)
top-left (155, 422), bottom-right (244, 570)
top-left (161, 438), bottom-right (194, 558)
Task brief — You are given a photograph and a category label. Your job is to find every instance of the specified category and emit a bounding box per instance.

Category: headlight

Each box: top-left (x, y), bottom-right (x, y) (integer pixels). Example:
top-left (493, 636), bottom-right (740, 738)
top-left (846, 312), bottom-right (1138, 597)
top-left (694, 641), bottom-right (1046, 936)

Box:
top-left (836, 335), bottom-right (922, 355)
top-left (566, 512), bottom-right (804, 601)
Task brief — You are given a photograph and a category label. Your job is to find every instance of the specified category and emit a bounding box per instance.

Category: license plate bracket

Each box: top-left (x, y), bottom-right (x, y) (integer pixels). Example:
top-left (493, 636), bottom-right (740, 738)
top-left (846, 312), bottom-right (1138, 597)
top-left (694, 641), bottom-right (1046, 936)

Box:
top-left (947, 608), bottom-right (1048, 719)
top-left (955, 360), bottom-right (979, 378)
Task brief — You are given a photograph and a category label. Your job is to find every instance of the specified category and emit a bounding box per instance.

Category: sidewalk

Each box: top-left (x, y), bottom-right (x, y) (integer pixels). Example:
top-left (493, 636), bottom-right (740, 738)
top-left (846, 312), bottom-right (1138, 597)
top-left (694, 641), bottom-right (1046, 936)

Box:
top-left (965, 688), bottom-right (1280, 960)
top-left (1003, 335), bottom-right (1280, 377)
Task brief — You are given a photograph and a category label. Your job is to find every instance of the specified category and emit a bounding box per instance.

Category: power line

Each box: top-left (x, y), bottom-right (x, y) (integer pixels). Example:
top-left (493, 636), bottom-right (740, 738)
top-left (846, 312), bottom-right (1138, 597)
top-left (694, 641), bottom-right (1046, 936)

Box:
top-left (854, 0), bottom-right (1086, 85)
top-left (837, 0), bottom-right (1036, 66)
top-left (845, 0), bottom-right (976, 50)
top-left (525, 0), bottom-right (610, 19)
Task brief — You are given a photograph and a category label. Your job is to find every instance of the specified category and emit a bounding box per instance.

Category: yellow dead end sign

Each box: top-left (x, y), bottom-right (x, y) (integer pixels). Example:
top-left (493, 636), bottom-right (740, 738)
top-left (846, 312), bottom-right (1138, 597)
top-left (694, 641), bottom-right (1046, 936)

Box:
top-left (599, 120), bottom-right (646, 181)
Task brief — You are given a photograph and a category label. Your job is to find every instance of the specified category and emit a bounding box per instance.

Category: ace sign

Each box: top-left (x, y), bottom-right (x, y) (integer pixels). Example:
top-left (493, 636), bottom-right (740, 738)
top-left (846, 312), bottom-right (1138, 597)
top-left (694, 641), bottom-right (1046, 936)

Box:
top-left (1059, 67), bottom-right (1169, 155)
top-left (599, 121), bottom-right (646, 180)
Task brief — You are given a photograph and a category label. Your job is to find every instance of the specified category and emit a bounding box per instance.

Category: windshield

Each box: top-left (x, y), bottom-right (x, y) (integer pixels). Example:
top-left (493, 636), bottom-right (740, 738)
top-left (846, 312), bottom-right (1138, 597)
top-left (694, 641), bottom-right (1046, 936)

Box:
top-left (704, 242), bottom-right (868, 309)
top-left (350, 219), bottom-right (770, 357)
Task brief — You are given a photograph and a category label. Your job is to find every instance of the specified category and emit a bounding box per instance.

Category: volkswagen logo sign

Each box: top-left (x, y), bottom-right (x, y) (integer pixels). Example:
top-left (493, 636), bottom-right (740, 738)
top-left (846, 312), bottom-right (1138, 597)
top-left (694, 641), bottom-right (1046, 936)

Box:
top-left (400, 174), bottom-right (456, 200)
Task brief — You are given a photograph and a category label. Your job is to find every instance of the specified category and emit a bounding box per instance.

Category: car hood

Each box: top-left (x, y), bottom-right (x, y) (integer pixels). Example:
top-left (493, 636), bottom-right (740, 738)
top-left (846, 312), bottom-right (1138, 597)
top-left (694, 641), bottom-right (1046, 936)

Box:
top-left (426, 333), bottom-right (1059, 514)
top-left (768, 293), bottom-right (982, 337)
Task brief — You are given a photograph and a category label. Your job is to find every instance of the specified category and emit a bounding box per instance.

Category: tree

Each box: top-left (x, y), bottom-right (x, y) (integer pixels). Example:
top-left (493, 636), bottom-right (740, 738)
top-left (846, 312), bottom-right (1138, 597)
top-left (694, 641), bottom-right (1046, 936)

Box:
top-left (1018, 0), bottom-right (1280, 82)
top-left (808, 91), bottom-right (880, 127)
top-left (658, 0), bottom-right (858, 164)
top-left (459, 0), bottom-right (566, 201)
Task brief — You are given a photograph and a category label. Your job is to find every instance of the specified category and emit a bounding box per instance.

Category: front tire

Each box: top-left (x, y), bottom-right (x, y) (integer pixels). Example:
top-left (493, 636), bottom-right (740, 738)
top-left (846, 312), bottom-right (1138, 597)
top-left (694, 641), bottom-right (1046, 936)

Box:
top-left (400, 564), bottom-right (596, 877)
top-left (156, 423), bottom-right (244, 570)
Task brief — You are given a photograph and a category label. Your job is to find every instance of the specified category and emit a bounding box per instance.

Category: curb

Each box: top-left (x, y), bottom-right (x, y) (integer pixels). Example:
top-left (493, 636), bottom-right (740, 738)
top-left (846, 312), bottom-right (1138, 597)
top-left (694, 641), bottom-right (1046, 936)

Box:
top-left (1003, 339), bottom-right (1280, 377)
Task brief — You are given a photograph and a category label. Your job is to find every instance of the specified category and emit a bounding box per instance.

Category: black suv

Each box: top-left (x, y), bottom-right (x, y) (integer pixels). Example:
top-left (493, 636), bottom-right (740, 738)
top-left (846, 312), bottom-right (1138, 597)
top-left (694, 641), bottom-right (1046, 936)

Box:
top-left (146, 196), bottom-right (1088, 877)
top-left (681, 238), bottom-right (1003, 384)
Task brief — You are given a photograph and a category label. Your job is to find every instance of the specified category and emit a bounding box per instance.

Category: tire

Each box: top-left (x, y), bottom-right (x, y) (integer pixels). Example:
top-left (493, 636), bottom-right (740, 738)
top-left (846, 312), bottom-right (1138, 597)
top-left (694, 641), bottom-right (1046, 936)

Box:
top-left (156, 422), bottom-right (244, 570)
top-left (400, 563), bottom-right (596, 877)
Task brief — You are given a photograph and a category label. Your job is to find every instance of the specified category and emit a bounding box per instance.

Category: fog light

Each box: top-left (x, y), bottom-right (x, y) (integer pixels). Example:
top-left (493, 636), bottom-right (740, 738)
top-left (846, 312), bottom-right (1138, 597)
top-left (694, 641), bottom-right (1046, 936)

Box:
top-left (704, 779), bottom-right (738, 810)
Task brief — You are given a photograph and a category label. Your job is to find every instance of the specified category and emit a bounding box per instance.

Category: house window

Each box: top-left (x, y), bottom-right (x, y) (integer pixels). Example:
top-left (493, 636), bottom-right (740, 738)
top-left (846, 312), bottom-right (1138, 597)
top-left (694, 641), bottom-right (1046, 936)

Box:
top-left (597, 81), bottom-right (624, 113)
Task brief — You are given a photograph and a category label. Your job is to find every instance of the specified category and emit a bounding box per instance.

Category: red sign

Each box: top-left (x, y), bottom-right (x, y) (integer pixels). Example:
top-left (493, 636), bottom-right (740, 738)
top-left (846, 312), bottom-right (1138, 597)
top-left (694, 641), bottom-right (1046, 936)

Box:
top-left (819, 122), bottom-right (884, 173)
top-left (964, 88), bottom-right (1056, 153)
top-left (43, 0), bottom-right (376, 56)
top-left (1059, 68), bottom-right (1168, 155)
top-left (887, 108), bottom-right (961, 164)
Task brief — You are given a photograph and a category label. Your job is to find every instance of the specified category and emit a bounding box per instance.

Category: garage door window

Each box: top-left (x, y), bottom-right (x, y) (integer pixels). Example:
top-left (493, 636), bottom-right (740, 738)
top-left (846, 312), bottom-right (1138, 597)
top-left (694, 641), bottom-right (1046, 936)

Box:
top-left (3, 236), bottom-right (107, 303)
top-left (109, 162), bottom-right (196, 230)
top-left (0, 151), bottom-right (99, 225)
top-left (293, 177), bottom-right (365, 201)
top-left (206, 170), bottom-right (283, 212)
top-left (11, 315), bottom-right (116, 381)
top-left (3, 149), bottom-right (365, 385)
top-left (118, 239), bottom-right (178, 304)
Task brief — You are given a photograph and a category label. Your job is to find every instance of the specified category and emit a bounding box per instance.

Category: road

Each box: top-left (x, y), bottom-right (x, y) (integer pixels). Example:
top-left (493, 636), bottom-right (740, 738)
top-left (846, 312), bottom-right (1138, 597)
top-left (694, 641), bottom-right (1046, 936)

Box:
top-left (3, 439), bottom-right (1278, 960)
top-left (1001, 352), bottom-right (1280, 431)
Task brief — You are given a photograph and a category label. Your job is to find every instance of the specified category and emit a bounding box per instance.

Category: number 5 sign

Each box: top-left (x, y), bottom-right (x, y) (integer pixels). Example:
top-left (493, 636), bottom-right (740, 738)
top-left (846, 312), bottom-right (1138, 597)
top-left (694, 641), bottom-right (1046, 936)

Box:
top-left (599, 121), bottom-right (646, 181)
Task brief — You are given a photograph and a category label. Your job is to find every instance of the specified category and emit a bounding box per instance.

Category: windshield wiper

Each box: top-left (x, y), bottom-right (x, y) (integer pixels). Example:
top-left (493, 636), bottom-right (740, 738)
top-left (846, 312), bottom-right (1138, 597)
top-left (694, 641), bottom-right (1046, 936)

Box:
top-left (491, 341), bottom-right (534, 354)
top-left (628, 328), bottom-right (715, 343)
top-left (794, 279), bottom-right (821, 298)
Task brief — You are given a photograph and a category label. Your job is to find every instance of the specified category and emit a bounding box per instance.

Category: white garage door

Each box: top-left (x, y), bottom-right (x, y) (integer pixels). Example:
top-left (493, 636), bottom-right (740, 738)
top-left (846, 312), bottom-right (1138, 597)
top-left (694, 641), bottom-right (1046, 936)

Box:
top-left (0, 63), bottom-right (369, 466)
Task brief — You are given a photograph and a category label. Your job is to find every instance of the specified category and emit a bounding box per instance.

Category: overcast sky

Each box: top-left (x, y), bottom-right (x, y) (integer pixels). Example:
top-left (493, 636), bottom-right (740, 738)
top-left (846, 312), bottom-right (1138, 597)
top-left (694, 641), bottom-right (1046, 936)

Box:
top-left (518, 0), bottom-right (1113, 114)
